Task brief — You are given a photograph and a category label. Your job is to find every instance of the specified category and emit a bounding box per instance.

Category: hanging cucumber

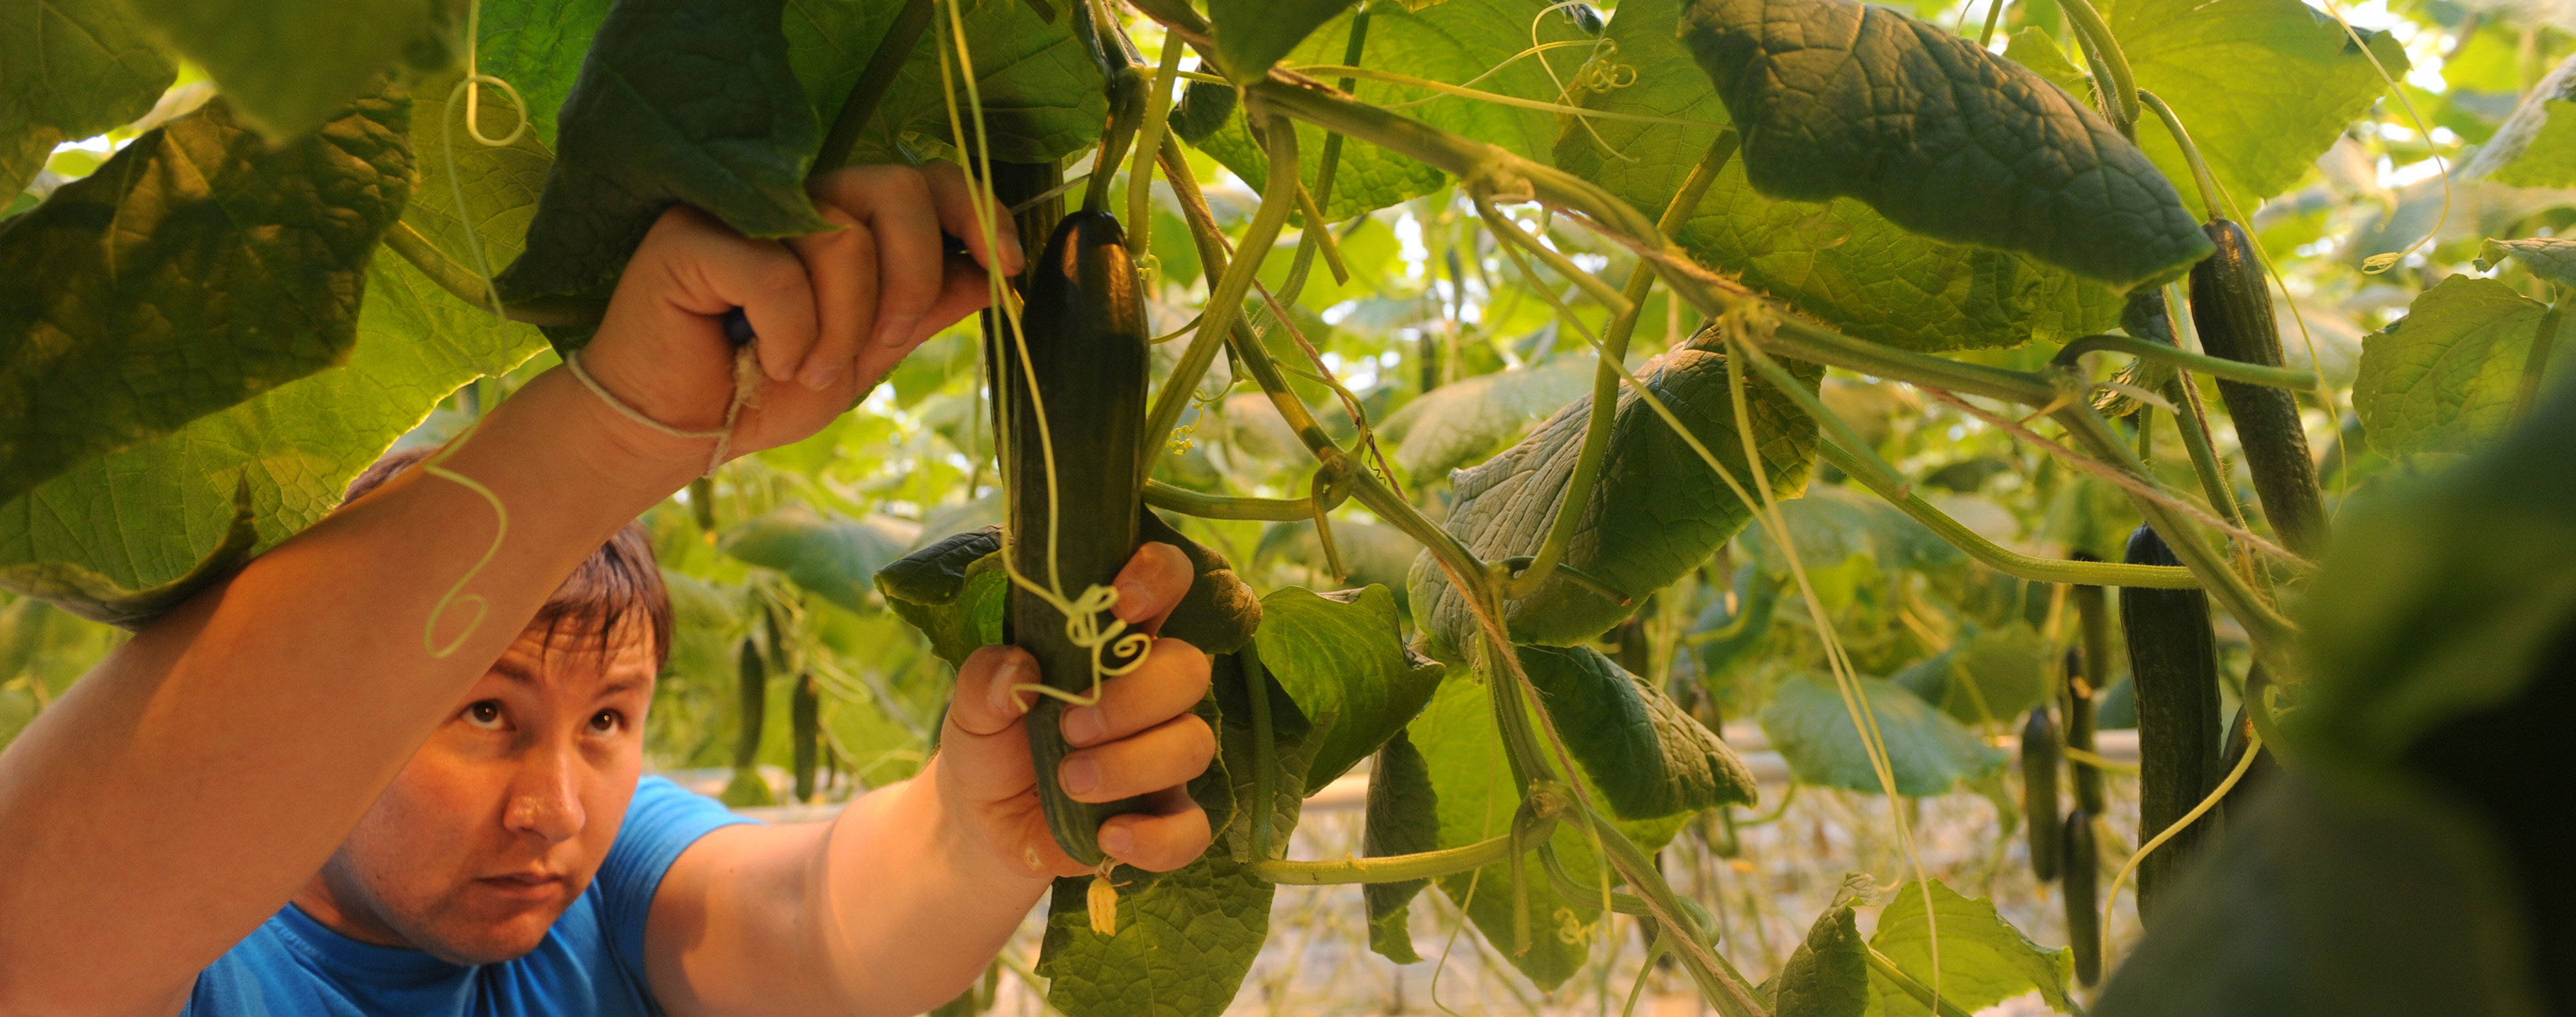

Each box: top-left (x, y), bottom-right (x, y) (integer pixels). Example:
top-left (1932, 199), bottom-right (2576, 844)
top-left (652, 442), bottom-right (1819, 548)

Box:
top-left (2067, 555), bottom-right (2111, 815)
top-left (2187, 217), bottom-right (2328, 557)
top-left (1001, 209), bottom-right (1154, 868)
top-left (2064, 806), bottom-right (2101, 987)
top-left (721, 635), bottom-right (774, 808)
top-left (791, 671), bottom-right (819, 803)
top-left (2021, 705), bottom-right (2063, 882)
top-left (2119, 524), bottom-right (2223, 924)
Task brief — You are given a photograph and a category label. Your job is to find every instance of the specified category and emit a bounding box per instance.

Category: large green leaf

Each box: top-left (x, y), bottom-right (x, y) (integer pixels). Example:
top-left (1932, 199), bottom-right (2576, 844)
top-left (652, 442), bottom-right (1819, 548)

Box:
top-left (2109, 0), bottom-right (2407, 207)
top-left (1774, 902), bottom-right (1871, 1017)
top-left (0, 91), bottom-right (415, 510)
top-left (1679, 0), bottom-right (2212, 287)
top-left (2353, 275), bottom-right (2551, 457)
top-left (1255, 586), bottom-right (1443, 790)
top-left (1193, 0), bottom-right (1595, 221)
top-left (785, 0), bottom-right (1106, 166)
top-left (1517, 644), bottom-right (1756, 819)
top-left (1378, 357), bottom-right (1596, 479)
top-left (1865, 880), bottom-right (2074, 1017)
top-left (720, 505), bottom-right (913, 614)
top-left (1559, 0), bottom-right (2123, 353)
top-left (0, 0), bottom-right (173, 198)
top-left (1204, 0), bottom-right (1359, 82)
top-left (497, 0), bottom-right (831, 313)
top-left (1362, 728), bottom-right (1439, 964)
top-left (0, 255), bottom-right (546, 624)
top-left (404, 67), bottom-right (556, 279)
top-left (1759, 672), bottom-right (2006, 796)
top-left (1407, 670), bottom-right (1697, 990)
top-left (123, 0), bottom-right (463, 139)
top-left (1407, 341), bottom-right (1818, 652)
top-left (471, 0), bottom-right (613, 149)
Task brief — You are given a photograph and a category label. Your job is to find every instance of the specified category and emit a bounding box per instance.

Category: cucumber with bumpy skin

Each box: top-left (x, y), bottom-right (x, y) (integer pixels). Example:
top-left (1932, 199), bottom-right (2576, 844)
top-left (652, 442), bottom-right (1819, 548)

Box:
top-left (2187, 217), bottom-right (2328, 557)
top-left (2119, 524), bottom-right (2223, 924)
top-left (1002, 209), bottom-right (1154, 868)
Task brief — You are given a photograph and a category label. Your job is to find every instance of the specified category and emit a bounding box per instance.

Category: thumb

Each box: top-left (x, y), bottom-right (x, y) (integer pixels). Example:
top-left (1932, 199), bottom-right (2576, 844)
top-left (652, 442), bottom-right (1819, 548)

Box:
top-left (949, 645), bottom-right (1041, 738)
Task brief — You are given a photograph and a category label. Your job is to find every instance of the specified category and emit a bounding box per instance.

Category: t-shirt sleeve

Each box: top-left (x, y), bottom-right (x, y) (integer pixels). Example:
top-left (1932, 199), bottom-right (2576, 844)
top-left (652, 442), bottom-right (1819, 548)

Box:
top-left (596, 775), bottom-right (759, 978)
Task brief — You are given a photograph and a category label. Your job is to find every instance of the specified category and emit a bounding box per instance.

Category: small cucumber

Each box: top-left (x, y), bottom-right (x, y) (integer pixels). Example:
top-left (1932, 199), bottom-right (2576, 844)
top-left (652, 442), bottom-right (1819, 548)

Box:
top-left (2022, 706), bottom-right (2063, 882)
top-left (1001, 209), bottom-right (1154, 868)
top-left (2120, 524), bottom-right (2224, 924)
top-left (2064, 807), bottom-right (2101, 987)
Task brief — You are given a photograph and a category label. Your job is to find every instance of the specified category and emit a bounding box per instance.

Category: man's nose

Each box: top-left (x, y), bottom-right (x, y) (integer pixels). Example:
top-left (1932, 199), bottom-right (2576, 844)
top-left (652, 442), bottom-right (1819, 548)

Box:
top-left (503, 740), bottom-right (587, 844)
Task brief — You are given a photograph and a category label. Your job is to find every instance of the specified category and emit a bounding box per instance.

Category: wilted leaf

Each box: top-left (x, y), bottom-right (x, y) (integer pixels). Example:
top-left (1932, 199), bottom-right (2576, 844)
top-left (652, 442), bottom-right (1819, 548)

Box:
top-left (1518, 644), bottom-right (1757, 819)
top-left (1680, 0), bottom-right (2211, 287)
top-left (1408, 341), bottom-right (1818, 652)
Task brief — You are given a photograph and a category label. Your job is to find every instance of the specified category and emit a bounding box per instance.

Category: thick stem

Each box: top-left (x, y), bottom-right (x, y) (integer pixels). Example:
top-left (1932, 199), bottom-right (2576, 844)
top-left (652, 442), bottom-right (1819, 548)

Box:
top-left (1249, 830), bottom-right (1529, 884)
top-left (1507, 132), bottom-right (1735, 599)
top-left (2061, 0), bottom-right (2140, 131)
top-left (1277, 10), bottom-right (1372, 303)
top-left (383, 222), bottom-right (603, 329)
top-left (2163, 377), bottom-right (2248, 530)
top-left (1123, 37), bottom-right (1185, 257)
top-left (815, 0), bottom-right (937, 173)
top-left (1073, 0), bottom-right (1145, 213)
top-left (1142, 480), bottom-right (1317, 521)
top-left (1143, 112), bottom-right (1300, 455)
top-left (1815, 441), bottom-right (2198, 588)
top-left (2137, 89), bottom-right (2222, 221)
top-left (2055, 333), bottom-right (2317, 391)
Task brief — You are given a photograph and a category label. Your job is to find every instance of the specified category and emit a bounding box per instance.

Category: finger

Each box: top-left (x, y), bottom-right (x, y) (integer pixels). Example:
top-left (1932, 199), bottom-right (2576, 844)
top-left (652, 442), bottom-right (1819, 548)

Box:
top-left (808, 166), bottom-right (947, 353)
top-left (1110, 542), bottom-right (1194, 630)
top-left (843, 253), bottom-right (991, 397)
top-left (1055, 714), bottom-right (1217, 804)
top-left (1059, 640), bottom-right (1211, 749)
top-left (1096, 788), bottom-right (1211, 872)
top-left (948, 645), bottom-right (1040, 738)
top-left (781, 205), bottom-right (876, 392)
top-left (647, 207), bottom-right (818, 385)
top-left (923, 161), bottom-right (1025, 277)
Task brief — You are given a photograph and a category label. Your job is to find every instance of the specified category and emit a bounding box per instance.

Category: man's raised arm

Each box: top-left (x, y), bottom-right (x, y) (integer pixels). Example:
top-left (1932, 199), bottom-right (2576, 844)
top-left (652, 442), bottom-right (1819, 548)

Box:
top-left (0, 164), bottom-right (1018, 1016)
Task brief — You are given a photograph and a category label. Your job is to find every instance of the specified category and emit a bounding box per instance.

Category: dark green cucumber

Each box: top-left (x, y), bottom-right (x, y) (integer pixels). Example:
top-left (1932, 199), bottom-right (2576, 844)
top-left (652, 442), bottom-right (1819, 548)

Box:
top-left (1003, 209), bottom-right (1153, 868)
top-left (2022, 705), bottom-right (2063, 882)
top-left (791, 671), bottom-right (819, 803)
top-left (721, 635), bottom-right (774, 808)
top-left (2187, 217), bottom-right (2328, 557)
top-left (2119, 524), bottom-right (2223, 924)
top-left (2063, 807), bottom-right (2101, 987)
top-left (2067, 554), bottom-right (2110, 814)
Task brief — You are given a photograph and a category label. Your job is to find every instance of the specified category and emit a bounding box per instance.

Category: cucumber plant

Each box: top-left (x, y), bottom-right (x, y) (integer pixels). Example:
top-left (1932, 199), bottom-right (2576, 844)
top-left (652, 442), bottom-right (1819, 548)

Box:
top-left (7, 0), bottom-right (2575, 1012)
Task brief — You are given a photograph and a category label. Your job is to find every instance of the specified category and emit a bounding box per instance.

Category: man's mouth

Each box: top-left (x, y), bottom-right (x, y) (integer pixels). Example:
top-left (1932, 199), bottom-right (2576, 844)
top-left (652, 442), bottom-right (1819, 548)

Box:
top-left (474, 871), bottom-right (569, 902)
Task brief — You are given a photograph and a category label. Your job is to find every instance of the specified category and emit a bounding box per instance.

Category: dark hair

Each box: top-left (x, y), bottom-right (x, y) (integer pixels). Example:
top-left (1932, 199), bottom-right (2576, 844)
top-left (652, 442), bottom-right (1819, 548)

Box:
top-left (343, 447), bottom-right (674, 671)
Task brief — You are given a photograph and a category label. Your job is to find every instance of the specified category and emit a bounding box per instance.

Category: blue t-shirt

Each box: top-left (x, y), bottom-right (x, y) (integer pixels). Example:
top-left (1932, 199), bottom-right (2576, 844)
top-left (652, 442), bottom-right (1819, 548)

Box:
top-left (184, 776), bottom-right (755, 1017)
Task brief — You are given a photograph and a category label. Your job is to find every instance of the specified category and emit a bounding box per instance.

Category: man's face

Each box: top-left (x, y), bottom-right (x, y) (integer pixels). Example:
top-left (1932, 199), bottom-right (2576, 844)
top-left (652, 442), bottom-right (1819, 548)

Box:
top-left (302, 620), bottom-right (657, 965)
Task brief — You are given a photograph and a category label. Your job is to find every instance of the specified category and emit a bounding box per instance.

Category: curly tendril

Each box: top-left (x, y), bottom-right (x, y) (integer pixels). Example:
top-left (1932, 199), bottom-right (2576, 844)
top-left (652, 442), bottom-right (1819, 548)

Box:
top-left (419, 422), bottom-right (511, 659)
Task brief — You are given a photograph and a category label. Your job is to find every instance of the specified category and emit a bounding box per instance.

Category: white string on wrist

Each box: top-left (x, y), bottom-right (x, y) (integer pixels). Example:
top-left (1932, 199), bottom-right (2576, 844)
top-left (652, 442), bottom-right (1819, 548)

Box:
top-left (561, 345), bottom-right (764, 478)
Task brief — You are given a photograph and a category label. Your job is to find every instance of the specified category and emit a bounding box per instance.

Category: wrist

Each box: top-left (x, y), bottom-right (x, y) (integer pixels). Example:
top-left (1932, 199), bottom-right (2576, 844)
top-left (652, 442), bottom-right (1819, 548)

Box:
top-left (479, 369), bottom-right (715, 505)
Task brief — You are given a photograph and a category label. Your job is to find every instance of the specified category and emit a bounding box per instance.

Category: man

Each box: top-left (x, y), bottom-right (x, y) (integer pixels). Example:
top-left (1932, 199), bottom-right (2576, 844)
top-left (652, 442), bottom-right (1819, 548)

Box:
top-left (0, 163), bottom-right (1217, 1016)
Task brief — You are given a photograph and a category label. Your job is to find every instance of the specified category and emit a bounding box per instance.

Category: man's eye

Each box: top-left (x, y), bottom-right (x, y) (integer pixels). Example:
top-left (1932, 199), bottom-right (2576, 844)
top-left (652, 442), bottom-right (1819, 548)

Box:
top-left (463, 700), bottom-right (507, 730)
top-left (589, 710), bottom-right (625, 734)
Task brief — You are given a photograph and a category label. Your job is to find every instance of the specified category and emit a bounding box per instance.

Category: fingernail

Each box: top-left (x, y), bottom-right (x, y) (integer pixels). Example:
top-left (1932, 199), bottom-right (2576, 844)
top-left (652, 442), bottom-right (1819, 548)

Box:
top-left (873, 314), bottom-right (921, 349)
top-left (989, 658), bottom-right (1027, 717)
top-left (799, 361), bottom-right (845, 392)
top-left (1009, 239), bottom-right (1027, 271)
top-left (1065, 705), bottom-right (1105, 746)
top-left (1061, 756), bottom-right (1101, 796)
top-left (1097, 823), bottom-right (1133, 856)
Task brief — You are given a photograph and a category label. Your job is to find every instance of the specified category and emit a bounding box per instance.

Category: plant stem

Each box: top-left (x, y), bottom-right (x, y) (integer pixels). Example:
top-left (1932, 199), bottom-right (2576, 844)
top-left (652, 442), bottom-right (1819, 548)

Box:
top-left (1505, 133), bottom-right (1735, 600)
top-left (1867, 948), bottom-right (1981, 1017)
top-left (1142, 481), bottom-right (1318, 520)
top-left (1143, 112), bottom-right (1300, 455)
top-left (1248, 831), bottom-right (1530, 884)
top-left (1814, 440), bottom-right (2198, 588)
top-left (2513, 301), bottom-right (2563, 425)
top-left (383, 222), bottom-right (603, 328)
top-left (2162, 377), bottom-right (2248, 530)
top-left (1123, 36), bottom-right (1185, 259)
top-left (816, 0), bottom-right (937, 173)
top-left (1278, 9), bottom-right (1371, 303)
top-left (1474, 196), bottom-right (1635, 317)
top-left (1073, 0), bottom-right (1145, 213)
top-left (2060, 0), bottom-right (2139, 131)
top-left (2137, 89), bottom-right (2221, 221)
top-left (2055, 333), bottom-right (2317, 391)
